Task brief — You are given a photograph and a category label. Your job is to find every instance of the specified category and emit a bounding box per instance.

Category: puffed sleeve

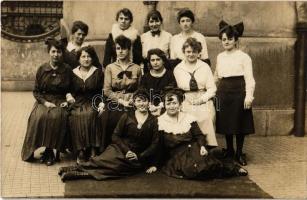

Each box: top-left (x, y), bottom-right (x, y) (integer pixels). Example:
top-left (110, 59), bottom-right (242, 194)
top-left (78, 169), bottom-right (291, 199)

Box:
top-left (190, 121), bottom-right (207, 147)
top-left (33, 66), bottom-right (46, 104)
top-left (132, 35), bottom-right (143, 65)
top-left (201, 64), bottom-right (217, 103)
top-left (243, 54), bottom-right (256, 102)
top-left (112, 113), bottom-right (130, 153)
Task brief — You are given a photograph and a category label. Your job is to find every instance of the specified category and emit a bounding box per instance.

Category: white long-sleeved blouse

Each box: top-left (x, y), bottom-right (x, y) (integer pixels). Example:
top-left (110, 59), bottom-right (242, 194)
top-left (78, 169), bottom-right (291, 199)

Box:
top-left (141, 30), bottom-right (172, 58)
top-left (214, 49), bottom-right (256, 102)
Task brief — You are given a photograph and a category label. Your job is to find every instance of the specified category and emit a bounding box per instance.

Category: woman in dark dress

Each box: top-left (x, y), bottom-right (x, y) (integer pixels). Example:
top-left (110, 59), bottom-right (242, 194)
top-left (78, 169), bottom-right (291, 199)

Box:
top-left (101, 35), bottom-right (142, 147)
top-left (58, 89), bottom-right (159, 181)
top-left (21, 38), bottom-right (72, 166)
top-left (64, 20), bottom-right (102, 69)
top-left (103, 8), bottom-right (142, 67)
top-left (140, 48), bottom-right (176, 116)
top-left (214, 21), bottom-right (256, 166)
top-left (150, 87), bottom-right (248, 180)
top-left (68, 46), bottom-right (104, 163)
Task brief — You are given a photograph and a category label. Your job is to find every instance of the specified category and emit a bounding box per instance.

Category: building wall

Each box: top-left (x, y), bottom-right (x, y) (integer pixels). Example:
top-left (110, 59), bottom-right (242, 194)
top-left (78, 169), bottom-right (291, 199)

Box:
top-left (1, 1), bottom-right (305, 135)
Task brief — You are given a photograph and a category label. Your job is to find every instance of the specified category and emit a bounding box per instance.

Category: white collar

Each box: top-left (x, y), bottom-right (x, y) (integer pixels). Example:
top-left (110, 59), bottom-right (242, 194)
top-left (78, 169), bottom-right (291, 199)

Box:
top-left (158, 112), bottom-right (196, 135)
top-left (111, 23), bottom-right (138, 42)
top-left (66, 41), bottom-right (88, 52)
top-left (177, 59), bottom-right (202, 73)
top-left (73, 66), bottom-right (98, 81)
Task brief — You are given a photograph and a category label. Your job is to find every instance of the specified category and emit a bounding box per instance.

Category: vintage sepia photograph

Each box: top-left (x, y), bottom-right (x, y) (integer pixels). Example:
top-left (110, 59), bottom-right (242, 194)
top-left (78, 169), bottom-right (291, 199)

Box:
top-left (1, 0), bottom-right (307, 198)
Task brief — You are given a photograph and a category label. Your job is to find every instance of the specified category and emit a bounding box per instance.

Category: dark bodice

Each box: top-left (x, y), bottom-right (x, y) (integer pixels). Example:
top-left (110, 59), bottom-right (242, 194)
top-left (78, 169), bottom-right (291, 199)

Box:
top-left (33, 62), bottom-right (72, 105)
top-left (71, 68), bottom-right (103, 106)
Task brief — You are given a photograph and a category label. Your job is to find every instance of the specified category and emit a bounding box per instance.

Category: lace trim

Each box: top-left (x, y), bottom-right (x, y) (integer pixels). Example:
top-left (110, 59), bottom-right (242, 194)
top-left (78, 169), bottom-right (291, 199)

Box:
top-left (158, 112), bottom-right (196, 135)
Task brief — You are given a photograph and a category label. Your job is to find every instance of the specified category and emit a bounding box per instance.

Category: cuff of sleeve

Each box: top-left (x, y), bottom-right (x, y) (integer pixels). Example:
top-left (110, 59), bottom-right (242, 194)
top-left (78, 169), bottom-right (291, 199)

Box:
top-left (245, 95), bottom-right (254, 102)
top-left (66, 93), bottom-right (73, 99)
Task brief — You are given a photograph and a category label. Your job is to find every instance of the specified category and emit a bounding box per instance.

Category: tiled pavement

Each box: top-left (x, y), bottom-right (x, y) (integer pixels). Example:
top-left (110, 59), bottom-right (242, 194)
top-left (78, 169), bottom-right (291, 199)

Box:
top-left (1, 92), bottom-right (307, 198)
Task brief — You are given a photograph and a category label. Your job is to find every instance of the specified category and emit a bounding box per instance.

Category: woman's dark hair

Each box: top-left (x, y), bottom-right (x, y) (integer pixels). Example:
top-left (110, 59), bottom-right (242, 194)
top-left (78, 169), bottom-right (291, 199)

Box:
top-left (71, 21), bottom-right (89, 35)
top-left (115, 35), bottom-right (132, 50)
top-left (146, 10), bottom-right (163, 24)
top-left (133, 88), bottom-right (150, 102)
top-left (116, 8), bottom-right (133, 23)
top-left (163, 87), bottom-right (185, 105)
top-left (177, 8), bottom-right (195, 23)
top-left (218, 26), bottom-right (240, 41)
top-left (147, 48), bottom-right (170, 70)
top-left (76, 46), bottom-right (96, 61)
top-left (182, 37), bottom-right (202, 53)
top-left (45, 37), bottom-right (65, 53)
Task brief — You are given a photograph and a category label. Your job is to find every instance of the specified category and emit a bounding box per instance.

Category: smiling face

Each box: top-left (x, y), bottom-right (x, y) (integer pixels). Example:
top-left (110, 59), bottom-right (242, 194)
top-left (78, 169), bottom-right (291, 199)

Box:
top-left (79, 50), bottom-right (92, 68)
top-left (148, 17), bottom-right (162, 32)
top-left (49, 46), bottom-right (63, 65)
top-left (115, 44), bottom-right (129, 61)
top-left (183, 46), bottom-right (199, 63)
top-left (72, 29), bottom-right (87, 46)
top-left (117, 13), bottom-right (131, 30)
top-left (149, 54), bottom-right (164, 71)
top-left (165, 95), bottom-right (181, 116)
top-left (134, 96), bottom-right (149, 113)
top-left (179, 16), bottom-right (193, 32)
top-left (221, 33), bottom-right (237, 51)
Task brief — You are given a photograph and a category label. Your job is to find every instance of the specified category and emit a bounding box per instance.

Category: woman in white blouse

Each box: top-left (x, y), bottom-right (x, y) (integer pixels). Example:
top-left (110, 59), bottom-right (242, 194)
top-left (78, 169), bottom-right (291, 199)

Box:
top-left (170, 8), bottom-right (210, 68)
top-left (214, 21), bottom-right (256, 166)
top-left (173, 37), bottom-right (218, 148)
top-left (141, 10), bottom-right (172, 73)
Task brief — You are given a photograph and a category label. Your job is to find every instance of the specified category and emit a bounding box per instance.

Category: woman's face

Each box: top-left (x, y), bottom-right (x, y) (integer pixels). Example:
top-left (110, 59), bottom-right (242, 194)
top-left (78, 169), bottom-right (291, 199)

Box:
top-left (148, 17), bottom-right (162, 32)
top-left (165, 95), bottom-right (181, 116)
top-left (115, 44), bottom-right (129, 60)
top-left (184, 46), bottom-right (198, 63)
top-left (149, 54), bottom-right (164, 71)
top-left (79, 50), bottom-right (92, 68)
top-left (134, 96), bottom-right (149, 113)
top-left (49, 46), bottom-right (63, 64)
top-left (117, 13), bottom-right (131, 30)
top-left (72, 29), bottom-right (87, 46)
top-left (179, 16), bottom-right (193, 32)
top-left (221, 33), bottom-right (236, 51)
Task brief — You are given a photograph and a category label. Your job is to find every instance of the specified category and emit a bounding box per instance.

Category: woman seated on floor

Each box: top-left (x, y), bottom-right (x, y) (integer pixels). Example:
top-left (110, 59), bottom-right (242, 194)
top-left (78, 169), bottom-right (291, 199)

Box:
top-left (147, 87), bottom-right (248, 180)
top-left (58, 89), bottom-right (159, 181)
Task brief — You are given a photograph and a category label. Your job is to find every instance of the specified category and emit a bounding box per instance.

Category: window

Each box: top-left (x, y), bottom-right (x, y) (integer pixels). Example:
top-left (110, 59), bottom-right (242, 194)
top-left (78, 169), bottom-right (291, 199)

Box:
top-left (1, 1), bottom-right (63, 42)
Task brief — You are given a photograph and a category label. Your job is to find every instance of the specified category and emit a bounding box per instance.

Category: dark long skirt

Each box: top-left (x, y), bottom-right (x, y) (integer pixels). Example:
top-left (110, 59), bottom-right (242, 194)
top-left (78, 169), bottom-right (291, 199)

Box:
top-left (69, 103), bottom-right (102, 152)
top-left (78, 144), bottom-right (143, 180)
top-left (162, 141), bottom-right (241, 180)
top-left (21, 102), bottom-right (69, 161)
top-left (216, 76), bottom-right (255, 135)
top-left (99, 101), bottom-right (133, 149)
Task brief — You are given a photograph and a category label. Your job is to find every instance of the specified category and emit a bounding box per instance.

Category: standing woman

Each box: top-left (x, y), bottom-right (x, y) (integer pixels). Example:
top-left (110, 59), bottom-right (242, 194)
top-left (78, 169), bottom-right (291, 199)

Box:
top-left (64, 21), bottom-right (102, 69)
top-left (215, 21), bottom-right (255, 166)
top-left (140, 48), bottom-right (176, 116)
top-left (58, 89), bottom-right (159, 181)
top-left (102, 35), bottom-right (142, 146)
top-left (141, 10), bottom-right (172, 73)
top-left (68, 46), bottom-right (104, 163)
top-left (103, 8), bottom-right (142, 68)
top-left (170, 8), bottom-right (210, 67)
top-left (21, 38), bottom-right (72, 166)
top-left (173, 37), bottom-right (218, 148)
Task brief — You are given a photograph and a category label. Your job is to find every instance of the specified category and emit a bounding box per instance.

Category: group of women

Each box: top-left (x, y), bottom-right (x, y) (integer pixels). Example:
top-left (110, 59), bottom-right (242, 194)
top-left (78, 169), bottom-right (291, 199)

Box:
top-left (21, 7), bottom-right (256, 182)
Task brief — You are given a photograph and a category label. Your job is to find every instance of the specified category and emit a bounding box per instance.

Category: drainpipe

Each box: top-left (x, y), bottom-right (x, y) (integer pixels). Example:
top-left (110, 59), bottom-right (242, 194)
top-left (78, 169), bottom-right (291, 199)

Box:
top-left (294, 2), bottom-right (307, 137)
top-left (143, 1), bottom-right (158, 32)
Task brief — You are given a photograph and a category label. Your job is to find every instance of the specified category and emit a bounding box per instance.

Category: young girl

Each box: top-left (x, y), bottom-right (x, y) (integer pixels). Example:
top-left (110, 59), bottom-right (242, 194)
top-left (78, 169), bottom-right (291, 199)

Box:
top-left (214, 20), bottom-right (256, 166)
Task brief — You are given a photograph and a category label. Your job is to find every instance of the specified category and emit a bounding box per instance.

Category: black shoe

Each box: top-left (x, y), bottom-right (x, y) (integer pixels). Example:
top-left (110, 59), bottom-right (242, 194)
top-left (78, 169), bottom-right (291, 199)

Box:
top-left (235, 165), bottom-right (248, 176)
top-left (45, 150), bottom-right (55, 166)
top-left (58, 165), bottom-right (80, 176)
top-left (55, 151), bottom-right (61, 162)
top-left (236, 153), bottom-right (247, 166)
top-left (39, 151), bottom-right (48, 163)
top-left (61, 171), bottom-right (91, 182)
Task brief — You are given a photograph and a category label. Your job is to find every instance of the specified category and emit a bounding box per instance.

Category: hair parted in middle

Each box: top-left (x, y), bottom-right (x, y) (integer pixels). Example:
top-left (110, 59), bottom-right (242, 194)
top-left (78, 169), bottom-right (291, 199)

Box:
top-left (71, 20), bottom-right (89, 35)
top-left (115, 35), bottom-right (132, 50)
top-left (133, 88), bottom-right (150, 102)
top-left (146, 10), bottom-right (163, 24)
top-left (147, 48), bottom-right (170, 69)
top-left (116, 8), bottom-right (133, 23)
top-left (76, 46), bottom-right (96, 61)
top-left (177, 8), bottom-right (195, 23)
top-left (163, 86), bottom-right (185, 105)
top-left (182, 37), bottom-right (202, 53)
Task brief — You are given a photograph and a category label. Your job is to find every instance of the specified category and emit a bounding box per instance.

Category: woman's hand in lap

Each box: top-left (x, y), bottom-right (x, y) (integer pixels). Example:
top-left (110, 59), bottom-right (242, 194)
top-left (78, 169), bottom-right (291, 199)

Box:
top-left (146, 166), bottom-right (157, 174)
